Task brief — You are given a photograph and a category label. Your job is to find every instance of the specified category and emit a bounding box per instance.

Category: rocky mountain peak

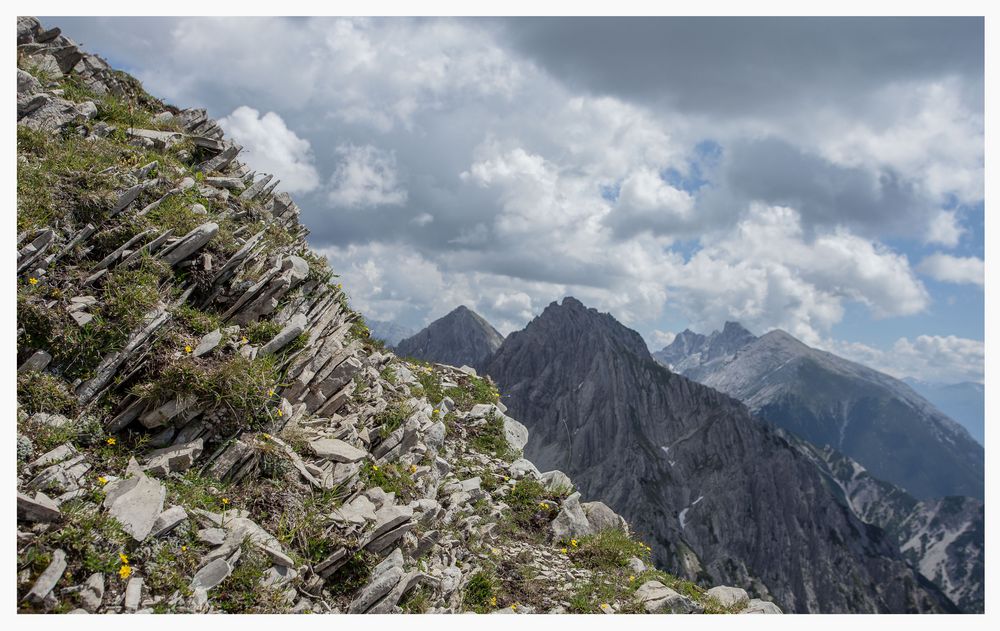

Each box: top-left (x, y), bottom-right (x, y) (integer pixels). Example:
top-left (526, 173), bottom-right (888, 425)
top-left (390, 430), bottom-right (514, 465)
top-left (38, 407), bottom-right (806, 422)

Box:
top-left (394, 304), bottom-right (504, 370)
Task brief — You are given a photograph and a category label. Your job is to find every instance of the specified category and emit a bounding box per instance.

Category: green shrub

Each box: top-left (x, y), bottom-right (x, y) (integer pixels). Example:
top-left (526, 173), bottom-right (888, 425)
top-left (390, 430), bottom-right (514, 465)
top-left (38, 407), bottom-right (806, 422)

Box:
top-left (469, 411), bottom-right (515, 461)
top-left (16, 371), bottom-right (78, 416)
top-left (567, 529), bottom-right (650, 570)
top-left (462, 569), bottom-right (499, 613)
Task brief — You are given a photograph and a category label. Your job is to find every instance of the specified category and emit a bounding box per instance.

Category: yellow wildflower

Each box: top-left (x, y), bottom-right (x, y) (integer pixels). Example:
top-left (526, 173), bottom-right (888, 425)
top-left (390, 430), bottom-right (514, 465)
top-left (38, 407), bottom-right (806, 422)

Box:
top-left (106, 437), bottom-right (116, 446)
top-left (570, 539), bottom-right (578, 547)
top-left (277, 409), bottom-right (284, 417)
top-left (98, 476), bottom-right (108, 485)
top-left (241, 337), bottom-right (248, 344)
top-left (629, 575), bottom-right (635, 582)
top-left (510, 603), bottom-right (518, 611)
top-left (372, 464), bottom-right (379, 472)
top-left (410, 464), bottom-right (418, 474)
top-left (561, 547), bottom-right (568, 554)
top-left (181, 546), bottom-right (187, 552)
top-left (490, 596), bottom-right (497, 607)
top-left (262, 433), bottom-right (272, 440)
top-left (221, 497), bottom-right (230, 505)
top-left (118, 565), bottom-right (132, 579)
top-left (268, 389), bottom-right (276, 397)
top-left (184, 345), bottom-right (193, 353)
top-left (28, 277), bottom-right (38, 285)
top-left (119, 552), bottom-right (129, 564)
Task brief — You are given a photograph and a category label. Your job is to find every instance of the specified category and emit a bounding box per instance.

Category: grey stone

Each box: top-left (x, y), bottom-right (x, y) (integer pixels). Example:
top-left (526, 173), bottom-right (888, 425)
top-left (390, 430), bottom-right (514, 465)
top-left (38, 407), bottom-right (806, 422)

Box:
top-left (193, 329), bottom-right (222, 357)
top-left (509, 458), bottom-right (541, 479)
top-left (124, 577), bottom-right (143, 612)
top-left (23, 549), bottom-right (67, 604)
top-left (635, 580), bottom-right (700, 613)
top-left (309, 437), bottom-right (367, 463)
top-left (582, 501), bottom-right (627, 533)
top-left (540, 470), bottom-right (573, 493)
top-left (260, 313), bottom-right (308, 355)
top-left (705, 585), bottom-right (750, 608)
top-left (190, 558), bottom-right (231, 591)
top-left (144, 439), bottom-right (203, 475)
top-left (197, 528), bottom-right (226, 546)
top-left (742, 598), bottom-right (783, 614)
top-left (502, 416), bottom-right (529, 452)
top-left (104, 469), bottom-right (165, 541)
top-left (347, 565), bottom-right (404, 614)
top-left (425, 421), bottom-right (446, 450)
top-left (550, 492), bottom-right (593, 541)
top-left (161, 223), bottom-right (218, 266)
top-left (29, 443), bottom-right (78, 468)
top-left (79, 573), bottom-right (104, 613)
top-left (18, 492), bottom-right (62, 523)
top-left (18, 349), bottom-right (52, 372)
top-left (149, 505), bottom-right (188, 538)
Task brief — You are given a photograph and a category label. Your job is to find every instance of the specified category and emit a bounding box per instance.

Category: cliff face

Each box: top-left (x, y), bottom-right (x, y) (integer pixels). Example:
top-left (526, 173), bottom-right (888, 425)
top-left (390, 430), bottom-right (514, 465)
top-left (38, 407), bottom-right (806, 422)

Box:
top-left (16, 17), bottom-right (776, 616)
top-left (656, 326), bottom-right (984, 501)
top-left (395, 306), bottom-right (504, 371)
top-left (484, 298), bottom-right (956, 613)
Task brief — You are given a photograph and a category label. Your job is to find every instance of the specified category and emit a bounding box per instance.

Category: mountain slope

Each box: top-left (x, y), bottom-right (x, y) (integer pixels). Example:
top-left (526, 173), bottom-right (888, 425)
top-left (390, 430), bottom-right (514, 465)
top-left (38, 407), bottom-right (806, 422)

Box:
top-left (787, 435), bottom-right (984, 612)
top-left (656, 326), bottom-right (983, 500)
top-left (395, 306), bottom-right (504, 370)
top-left (903, 379), bottom-right (984, 446)
top-left (483, 297), bottom-right (955, 613)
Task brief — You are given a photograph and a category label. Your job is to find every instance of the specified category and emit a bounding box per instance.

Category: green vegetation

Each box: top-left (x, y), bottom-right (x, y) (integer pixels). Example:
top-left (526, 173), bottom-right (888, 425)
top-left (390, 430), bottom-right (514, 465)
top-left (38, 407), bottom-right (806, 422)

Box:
top-left (374, 401), bottom-right (414, 440)
top-left (469, 411), bottom-right (516, 461)
top-left (502, 478), bottom-right (561, 538)
top-left (360, 461), bottom-right (418, 502)
top-left (245, 319), bottom-right (283, 345)
top-left (443, 374), bottom-right (500, 411)
top-left (213, 545), bottom-right (286, 613)
top-left (566, 529), bottom-right (650, 570)
top-left (462, 569), bottom-right (500, 613)
top-left (132, 353), bottom-right (281, 435)
top-left (16, 370), bottom-right (78, 416)
top-left (326, 550), bottom-right (378, 596)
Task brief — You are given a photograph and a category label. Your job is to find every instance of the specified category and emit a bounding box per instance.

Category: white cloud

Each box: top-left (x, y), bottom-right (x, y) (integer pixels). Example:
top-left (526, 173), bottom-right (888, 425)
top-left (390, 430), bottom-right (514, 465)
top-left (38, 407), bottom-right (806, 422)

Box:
top-left (217, 106), bottom-right (319, 194)
top-left (328, 144), bottom-right (407, 209)
top-left (611, 167), bottom-right (695, 236)
top-left (829, 335), bottom-right (984, 384)
top-left (649, 330), bottom-right (677, 349)
top-left (924, 210), bottom-right (965, 247)
top-left (410, 212), bottom-right (434, 227)
top-left (917, 253), bottom-right (984, 286)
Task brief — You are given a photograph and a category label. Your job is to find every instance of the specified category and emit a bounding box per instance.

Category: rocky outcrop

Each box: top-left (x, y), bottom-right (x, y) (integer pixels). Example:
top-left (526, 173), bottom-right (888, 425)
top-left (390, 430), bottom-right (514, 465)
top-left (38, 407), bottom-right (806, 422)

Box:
top-left (484, 297), bottom-right (957, 613)
top-left (395, 305), bottom-right (504, 371)
top-left (655, 324), bottom-right (984, 501)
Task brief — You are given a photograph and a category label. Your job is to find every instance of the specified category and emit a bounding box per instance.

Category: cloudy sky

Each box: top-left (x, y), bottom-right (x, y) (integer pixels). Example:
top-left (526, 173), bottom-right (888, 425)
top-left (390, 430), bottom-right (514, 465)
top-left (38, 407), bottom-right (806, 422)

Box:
top-left (49, 16), bottom-right (984, 383)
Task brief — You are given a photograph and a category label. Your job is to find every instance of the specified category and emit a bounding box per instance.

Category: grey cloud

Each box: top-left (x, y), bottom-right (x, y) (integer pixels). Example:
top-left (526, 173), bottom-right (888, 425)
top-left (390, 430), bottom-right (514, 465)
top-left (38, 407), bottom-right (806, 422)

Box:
top-left (498, 17), bottom-right (983, 118)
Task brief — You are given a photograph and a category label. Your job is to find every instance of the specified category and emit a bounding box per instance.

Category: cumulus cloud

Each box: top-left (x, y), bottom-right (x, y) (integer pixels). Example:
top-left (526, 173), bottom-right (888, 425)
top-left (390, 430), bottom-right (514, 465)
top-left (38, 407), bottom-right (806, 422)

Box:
top-left (917, 253), bottom-right (984, 286)
top-left (217, 106), bottom-right (319, 193)
top-left (829, 335), bottom-right (984, 383)
top-left (924, 210), bottom-right (965, 247)
top-left (328, 144), bottom-right (407, 209)
top-left (607, 167), bottom-right (695, 237)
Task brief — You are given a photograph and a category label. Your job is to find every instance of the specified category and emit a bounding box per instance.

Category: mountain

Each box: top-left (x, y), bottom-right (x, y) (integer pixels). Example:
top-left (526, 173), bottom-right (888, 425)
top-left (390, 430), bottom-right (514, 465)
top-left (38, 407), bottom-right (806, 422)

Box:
top-left (903, 379), bottom-right (984, 446)
top-left (395, 305), bottom-right (504, 370)
top-left (787, 434), bottom-right (984, 612)
top-left (483, 297), bottom-right (955, 613)
top-left (655, 325), bottom-right (983, 500)
top-left (365, 318), bottom-right (415, 348)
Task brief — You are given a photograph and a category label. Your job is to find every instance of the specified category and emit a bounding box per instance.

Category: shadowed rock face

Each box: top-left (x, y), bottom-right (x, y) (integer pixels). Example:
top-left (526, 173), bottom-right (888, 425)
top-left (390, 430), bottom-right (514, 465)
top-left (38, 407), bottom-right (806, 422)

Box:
top-left (395, 306), bottom-right (504, 370)
top-left (789, 436), bottom-right (984, 613)
top-left (656, 325), bottom-right (984, 501)
top-left (484, 297), bottom-right (956, 614)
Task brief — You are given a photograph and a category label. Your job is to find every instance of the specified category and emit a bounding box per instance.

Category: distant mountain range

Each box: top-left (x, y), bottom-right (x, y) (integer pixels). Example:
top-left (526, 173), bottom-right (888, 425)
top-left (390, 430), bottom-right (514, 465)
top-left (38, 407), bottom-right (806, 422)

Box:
top-left (903, 378), bottom-right (984, 446)
top-left (654, 323), bottom-right (983, 500)
top-left (365, 318), bottom-right (415, 347)
top-left (389, 298), bottom-right (983, 612)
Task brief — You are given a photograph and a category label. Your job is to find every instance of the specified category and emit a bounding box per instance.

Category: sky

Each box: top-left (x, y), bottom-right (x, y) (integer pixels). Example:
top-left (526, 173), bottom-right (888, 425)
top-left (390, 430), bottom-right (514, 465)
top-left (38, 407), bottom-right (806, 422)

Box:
top-left (46, 16), bottom-right (985, 384)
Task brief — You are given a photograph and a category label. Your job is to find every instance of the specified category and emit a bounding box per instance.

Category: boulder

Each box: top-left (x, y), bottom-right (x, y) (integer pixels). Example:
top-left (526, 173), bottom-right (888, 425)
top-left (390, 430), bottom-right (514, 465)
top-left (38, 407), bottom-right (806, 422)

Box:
top-left (190, 558), bottom-right (231, 591)
top-left (144, 439), bottom-right (203, 475)
top-left (23, 549), bottom-right (67, 605)
top-left (582, 501), bottom-right (627, 533)
top-left (193, 329), bottom-right (223, 357)
top-left (550, 492), bottom-right (593, 541)
top-left (347, 565), bottom-right (404, 614)
top-left (509, 458), bottom-right (541, 480)
top-left (540, 470), bottom-right (573, 493)
top-left (103, 466), bottom-right (165, 541)
top-left (705, 585), bottom-right (750, 608)
top-left (78, 573), bottom-right (104, 613)
top-left (309, 438), bottom-right (367, 463)
top-left (635, 580), bottom-right (701, 613)
top-left (741, 598), bottom-right (783, 614)
top-left (149, 505), bottom-right (188, 538)
top-left (502, 416), bottom-right (529, 452)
